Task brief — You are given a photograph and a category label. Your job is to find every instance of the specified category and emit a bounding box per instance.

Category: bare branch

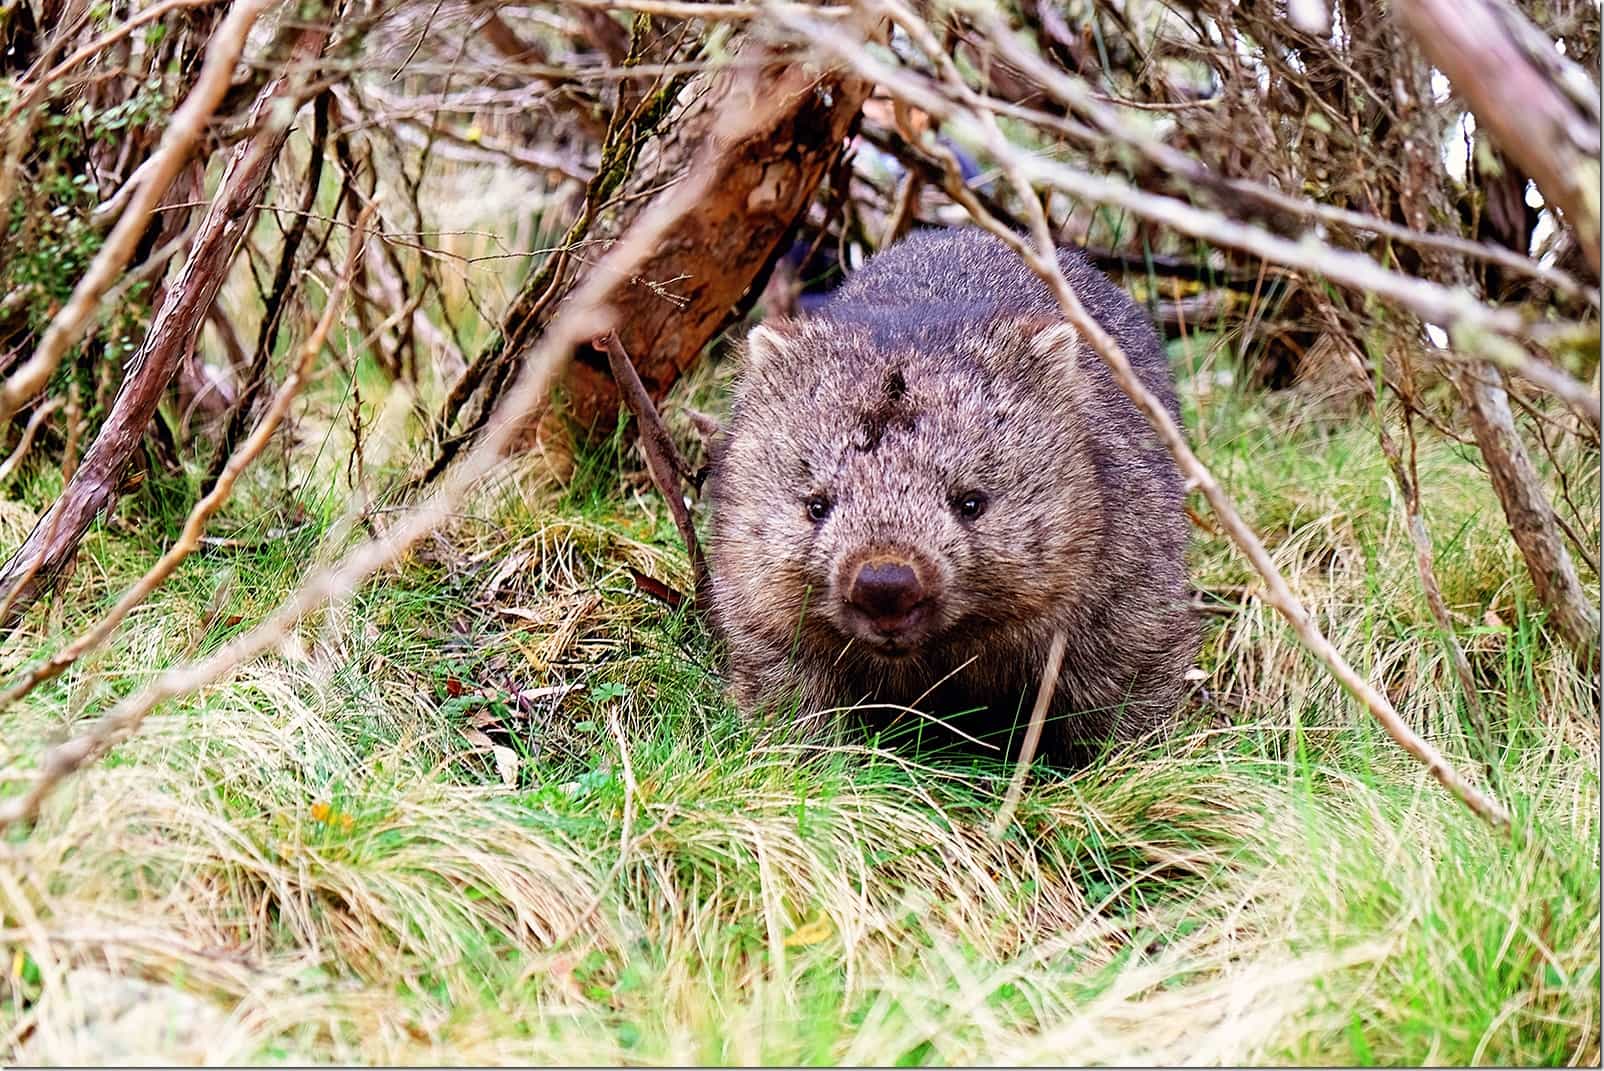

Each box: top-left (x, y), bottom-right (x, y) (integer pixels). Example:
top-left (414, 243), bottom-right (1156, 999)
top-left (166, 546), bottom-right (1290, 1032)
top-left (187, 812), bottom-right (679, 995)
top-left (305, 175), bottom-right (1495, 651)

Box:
top-left (0, 0), bottom-right (277, 428)
top-left (974, 14), bottom-right (1598, 308)
top-left (1396, 405), bottom-right (1491, 740)
top-left (989, 629), bottom-right (1066, 839)
top-left (782, 7), bottom-right (1601, 428)
top-left (1371, 371), bottom-right (1492, 735)
top-left (1453, 361), bottom-right (1600, 664)
top-left (3, 0), bottom-right (226, 123)
top-left (0, 398), bottom-right (64, 486)
top-left (1398, 0), bottom-right (1601, 276)
top-left (599, 330), bottom-right (710, 614)
top-left (0, 54), bottom-right (817, 832)
top-left (1307, 299), bottom-right (1493, 737)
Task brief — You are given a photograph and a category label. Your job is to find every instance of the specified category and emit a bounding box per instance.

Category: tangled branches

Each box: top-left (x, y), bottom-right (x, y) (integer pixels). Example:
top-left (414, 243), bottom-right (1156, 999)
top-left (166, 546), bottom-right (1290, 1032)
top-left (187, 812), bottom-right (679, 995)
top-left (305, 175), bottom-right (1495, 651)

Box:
top-left (0, 0), bottom-right (1595, 838)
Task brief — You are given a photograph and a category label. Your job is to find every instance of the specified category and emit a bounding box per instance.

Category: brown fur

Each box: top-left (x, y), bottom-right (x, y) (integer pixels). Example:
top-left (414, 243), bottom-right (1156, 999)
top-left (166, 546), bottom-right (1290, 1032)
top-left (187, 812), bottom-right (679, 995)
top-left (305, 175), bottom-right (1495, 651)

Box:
top-left (707, 228), bottom-right (1196, 765)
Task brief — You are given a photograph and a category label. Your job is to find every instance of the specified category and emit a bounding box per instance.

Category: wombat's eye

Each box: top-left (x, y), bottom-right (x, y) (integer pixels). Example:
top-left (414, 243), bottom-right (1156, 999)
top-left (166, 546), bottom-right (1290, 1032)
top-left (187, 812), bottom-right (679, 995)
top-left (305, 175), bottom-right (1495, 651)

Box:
top-left (954, 491), bottom-right (989, 520)
top-left (805, 494), bottom-right (833, 522)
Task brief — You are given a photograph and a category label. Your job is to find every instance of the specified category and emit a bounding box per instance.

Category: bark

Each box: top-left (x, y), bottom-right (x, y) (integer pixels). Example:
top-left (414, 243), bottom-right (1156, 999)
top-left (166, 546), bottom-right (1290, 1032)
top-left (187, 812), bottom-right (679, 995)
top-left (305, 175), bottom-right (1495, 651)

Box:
top-left (1454, 363), bottom-right (1600, 666)
top-left (559, 59), bottom-right (871, 431)
top-left (0, 22), bottom-right (333, 626)
top-left (426, 46), bottom-right (870, 479)
top-left (1397, 0), bottom-right (1601, 276)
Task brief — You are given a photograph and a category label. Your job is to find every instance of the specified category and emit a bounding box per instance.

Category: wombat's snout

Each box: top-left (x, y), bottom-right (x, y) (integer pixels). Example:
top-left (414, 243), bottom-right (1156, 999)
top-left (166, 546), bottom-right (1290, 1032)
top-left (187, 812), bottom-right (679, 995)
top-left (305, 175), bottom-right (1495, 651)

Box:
top-left (843, 556), bottom-right (935, 644)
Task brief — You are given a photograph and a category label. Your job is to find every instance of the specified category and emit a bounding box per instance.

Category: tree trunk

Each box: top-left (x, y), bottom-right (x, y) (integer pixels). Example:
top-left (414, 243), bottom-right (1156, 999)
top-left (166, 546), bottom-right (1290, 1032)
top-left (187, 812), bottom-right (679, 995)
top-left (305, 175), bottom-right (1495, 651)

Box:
top-left (423, 46), bottom-right (871, 479)
top-left (561, 61), bottom-right (871, 431)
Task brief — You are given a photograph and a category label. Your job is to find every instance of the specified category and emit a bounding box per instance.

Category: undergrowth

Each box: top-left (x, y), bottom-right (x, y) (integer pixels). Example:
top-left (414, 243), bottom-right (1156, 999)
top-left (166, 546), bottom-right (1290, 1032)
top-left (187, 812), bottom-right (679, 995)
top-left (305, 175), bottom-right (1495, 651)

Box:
top-left (0, 328), bottom-right (1597, 1065)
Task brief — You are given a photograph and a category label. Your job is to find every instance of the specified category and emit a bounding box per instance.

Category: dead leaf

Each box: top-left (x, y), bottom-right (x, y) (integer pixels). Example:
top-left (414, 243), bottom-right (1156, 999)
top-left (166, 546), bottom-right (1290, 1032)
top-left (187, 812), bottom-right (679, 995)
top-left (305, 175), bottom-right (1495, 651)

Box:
top-left (492, 745), bottom-right (519, 787)
top-left (783, 916), bottom-right (834, 948)
top-left (628, 567), bottom-right (685, 610)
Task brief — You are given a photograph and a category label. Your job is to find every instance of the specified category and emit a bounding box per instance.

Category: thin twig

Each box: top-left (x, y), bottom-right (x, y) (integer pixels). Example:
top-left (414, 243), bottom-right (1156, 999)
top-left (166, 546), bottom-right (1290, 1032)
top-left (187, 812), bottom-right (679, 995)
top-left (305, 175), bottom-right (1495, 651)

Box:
top-left (1305, 300), bottom-right (1494, 740)
top-left (0, 398), bottom-right (64, 486)
top-left (1380, 380), bottom-right (1493, 739)
top-left (989, 630), bottom-right (1067, 838)
top-left (60, 381), bottom-right (83, 483)
top-left (209, 90), bottom-right (333, 488)
top-left (1399, 402), bottom-right (1492, 735)
top-left (598, 330), bottom-right (710, 615)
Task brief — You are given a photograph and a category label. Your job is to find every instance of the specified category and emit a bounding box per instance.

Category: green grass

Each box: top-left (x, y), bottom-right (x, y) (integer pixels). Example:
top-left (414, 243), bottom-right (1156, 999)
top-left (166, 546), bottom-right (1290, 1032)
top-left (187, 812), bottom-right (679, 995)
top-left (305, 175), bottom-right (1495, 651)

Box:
top-left (0, 329), bottom-right (1597, 1064)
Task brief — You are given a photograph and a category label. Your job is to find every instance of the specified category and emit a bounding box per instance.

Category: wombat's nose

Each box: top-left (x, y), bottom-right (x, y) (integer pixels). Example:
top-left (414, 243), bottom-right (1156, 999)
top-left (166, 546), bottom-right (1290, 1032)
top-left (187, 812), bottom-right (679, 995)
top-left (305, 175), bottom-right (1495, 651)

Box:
top-left (848, 559), bottom-right (926, 631)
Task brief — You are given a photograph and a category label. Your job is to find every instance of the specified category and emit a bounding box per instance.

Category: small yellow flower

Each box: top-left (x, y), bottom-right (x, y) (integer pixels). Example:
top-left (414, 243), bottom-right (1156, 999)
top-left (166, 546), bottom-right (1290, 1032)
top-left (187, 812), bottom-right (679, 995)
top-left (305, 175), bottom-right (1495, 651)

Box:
top-left (310, 801), bottom-right (332, 822)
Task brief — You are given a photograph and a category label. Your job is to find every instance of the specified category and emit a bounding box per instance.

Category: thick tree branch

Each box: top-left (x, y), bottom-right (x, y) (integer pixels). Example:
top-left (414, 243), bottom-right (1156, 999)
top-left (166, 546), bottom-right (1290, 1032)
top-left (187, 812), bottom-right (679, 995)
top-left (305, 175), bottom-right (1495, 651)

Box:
top-left (1397, 0), bottom-right (1601, 277)
top-left (1453, 362), bottom-right (1600, 665)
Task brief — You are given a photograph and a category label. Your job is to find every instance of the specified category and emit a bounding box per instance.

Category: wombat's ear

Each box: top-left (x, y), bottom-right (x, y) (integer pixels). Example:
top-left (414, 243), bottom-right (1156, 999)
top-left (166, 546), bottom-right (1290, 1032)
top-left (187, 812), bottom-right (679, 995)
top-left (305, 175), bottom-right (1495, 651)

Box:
top-left (1023, 319), bottom-right (1084, 386)
top-left (742, 321), bottom-right (796, 370)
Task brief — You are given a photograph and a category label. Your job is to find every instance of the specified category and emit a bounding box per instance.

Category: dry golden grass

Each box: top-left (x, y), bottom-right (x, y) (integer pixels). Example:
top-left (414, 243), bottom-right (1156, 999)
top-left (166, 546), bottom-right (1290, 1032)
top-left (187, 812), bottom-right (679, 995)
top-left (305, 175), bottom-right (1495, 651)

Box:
top-left (0, 269), bottom-right (1597, 1065)
top-left (0, 3), bottom-right (1596, 1060)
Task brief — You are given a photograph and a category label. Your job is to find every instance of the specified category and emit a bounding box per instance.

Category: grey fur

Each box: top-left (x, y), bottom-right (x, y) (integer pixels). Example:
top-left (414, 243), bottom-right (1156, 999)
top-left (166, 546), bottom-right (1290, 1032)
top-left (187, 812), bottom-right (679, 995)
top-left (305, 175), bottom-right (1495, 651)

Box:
top-left (707, 228), bottom-right (1196, 764)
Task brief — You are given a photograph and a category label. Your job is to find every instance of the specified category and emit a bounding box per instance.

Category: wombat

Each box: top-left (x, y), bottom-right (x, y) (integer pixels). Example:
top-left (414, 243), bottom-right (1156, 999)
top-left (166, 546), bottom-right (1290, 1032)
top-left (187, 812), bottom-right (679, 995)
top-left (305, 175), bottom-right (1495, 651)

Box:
top-left (707, 228), bottom-right (1194, 765)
